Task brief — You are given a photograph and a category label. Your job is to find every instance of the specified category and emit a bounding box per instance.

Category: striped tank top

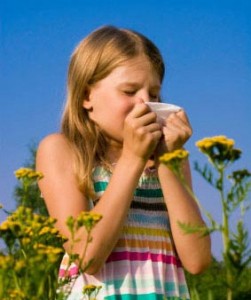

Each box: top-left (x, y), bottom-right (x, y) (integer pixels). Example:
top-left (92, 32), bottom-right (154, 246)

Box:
top-left (58, 166), bottom-right (190, 300)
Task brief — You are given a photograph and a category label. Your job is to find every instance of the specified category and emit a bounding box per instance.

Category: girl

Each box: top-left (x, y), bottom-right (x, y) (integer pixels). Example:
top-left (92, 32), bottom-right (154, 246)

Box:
top-left (36, 25), bottom-right (211, 300)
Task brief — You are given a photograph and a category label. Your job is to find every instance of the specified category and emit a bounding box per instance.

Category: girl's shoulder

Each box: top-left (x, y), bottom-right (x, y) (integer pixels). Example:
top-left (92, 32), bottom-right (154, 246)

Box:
top-left (38, 133), bottom-right (70, 152)
top-left (37, 133), bottom-right (73, 165)
top-left (38, 132), bottom-right (67, 146)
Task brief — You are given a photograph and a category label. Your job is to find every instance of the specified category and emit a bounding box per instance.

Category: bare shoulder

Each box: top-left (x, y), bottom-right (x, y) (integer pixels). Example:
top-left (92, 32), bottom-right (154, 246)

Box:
top-left (36, 133), bottom-right (89, 224)
top-left (36, 133), bottom-right (73, 172)
top-left (37, 133), bottom-right (71, 156)
top-left (37, 133), bottom-right (69, 152)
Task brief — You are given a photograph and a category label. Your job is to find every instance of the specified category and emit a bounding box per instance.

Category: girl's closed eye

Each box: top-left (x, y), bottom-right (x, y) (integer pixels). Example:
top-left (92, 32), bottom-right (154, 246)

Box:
top-left (149, 94), bottom-right (159, 101)
top-left (124, 90), bottom-right (136, 96)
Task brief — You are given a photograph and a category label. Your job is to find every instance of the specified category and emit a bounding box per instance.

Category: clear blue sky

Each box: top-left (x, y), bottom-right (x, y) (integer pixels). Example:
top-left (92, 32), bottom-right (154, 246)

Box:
top-left (1, 0), bottom-right (251, 259)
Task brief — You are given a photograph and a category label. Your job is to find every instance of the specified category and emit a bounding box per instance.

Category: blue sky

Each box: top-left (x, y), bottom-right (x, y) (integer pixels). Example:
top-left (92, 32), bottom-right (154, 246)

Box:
top-left (1, 0), bottom-right (250, 259)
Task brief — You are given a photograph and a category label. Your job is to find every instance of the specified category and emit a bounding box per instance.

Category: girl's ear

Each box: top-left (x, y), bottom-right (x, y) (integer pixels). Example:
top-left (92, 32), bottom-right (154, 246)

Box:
top-left (82, 88), bottom-right (93, 110)
top-left (82, 98), bottom-right (92, 110)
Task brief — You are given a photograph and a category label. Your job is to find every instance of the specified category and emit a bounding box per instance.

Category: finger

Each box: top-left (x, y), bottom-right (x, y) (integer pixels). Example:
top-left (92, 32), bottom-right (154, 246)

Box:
top-left (164, 121), bottom-right (192, 138)
top-left (136, 111), bottom-right (158, 126)
top-left (152, 130), bottom-right (163, 142)
top-left (163, 124), bottom-right (192, 144)
top-left (176, 110), bottom-right (191, 126)
top-left (165, 111), bottom-right (192, 134)
top-left (144, 122), bottom-right (162, 133)
top-left (129, 103), bottom-right (151, 118)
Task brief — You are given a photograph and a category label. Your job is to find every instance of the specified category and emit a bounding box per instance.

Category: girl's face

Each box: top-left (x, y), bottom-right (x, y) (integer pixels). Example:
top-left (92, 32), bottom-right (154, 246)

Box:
top-left (83, 56), bottom-right (161, 144)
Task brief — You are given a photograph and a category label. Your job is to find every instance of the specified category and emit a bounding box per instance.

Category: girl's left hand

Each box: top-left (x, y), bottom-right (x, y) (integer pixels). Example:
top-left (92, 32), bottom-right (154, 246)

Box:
top-left (155, 110), bottom-right (193, 155)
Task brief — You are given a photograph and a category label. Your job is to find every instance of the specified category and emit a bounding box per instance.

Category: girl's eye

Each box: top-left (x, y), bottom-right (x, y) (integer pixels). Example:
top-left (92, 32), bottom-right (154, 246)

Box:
top-left (124, 91), bottom-right (136, 96)
top-left (149, 94), bottom-right (159, 101)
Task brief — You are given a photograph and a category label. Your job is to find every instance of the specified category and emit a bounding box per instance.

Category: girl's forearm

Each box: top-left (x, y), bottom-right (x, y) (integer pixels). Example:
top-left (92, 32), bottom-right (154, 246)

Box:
top-left (157, 160), bottom-right (211, 274)
top-left (72, 154), bottom-right (146, 274)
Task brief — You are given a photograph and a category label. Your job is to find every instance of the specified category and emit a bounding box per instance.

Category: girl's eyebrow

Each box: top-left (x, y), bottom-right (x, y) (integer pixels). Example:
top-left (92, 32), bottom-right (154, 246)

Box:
top-left (118, 82), bottom-right (161, 90)
top-left (118, 82), bottom-right (140, 88)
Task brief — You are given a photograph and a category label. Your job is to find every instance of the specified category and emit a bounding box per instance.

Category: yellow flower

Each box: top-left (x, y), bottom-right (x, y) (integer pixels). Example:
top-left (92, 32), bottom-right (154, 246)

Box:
top-left (159, 149), bottom-right (189, 164)
top-left (38, 226), bottom-right (51, 235)
top-left (14, 167), bottom-right (43, 180)
top-left (0, 254), bottom-right (14, 269)
top-left (76, 211), bottom-right (103, 232)
top-left (14, 259), bottom-right (26, 272)
top-left (83, 284), bottom-right (102, 296)
top-left (196, 136), bottom-right (234, 152)
top-left (196, 136), bottom-right (241, 165)
top-left (159, 149), bottom-right (189, 176)
top-left (0, 220), bottom-right (10, 231)
top-left (0, 219), bottom-right (20, 232)
top-left (8, 289), bottom-right (25, 299)
top-left (38, 226), bottom-right (59, 236)
top-left (21, 237), bottom-right (31, 245)
top-left (14, 167), bottom-right (30, 178)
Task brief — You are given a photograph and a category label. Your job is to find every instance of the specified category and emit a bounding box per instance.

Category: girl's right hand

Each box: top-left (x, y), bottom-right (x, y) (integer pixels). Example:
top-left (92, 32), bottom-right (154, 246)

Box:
top-left (122, 103), bottom-right (162, 162)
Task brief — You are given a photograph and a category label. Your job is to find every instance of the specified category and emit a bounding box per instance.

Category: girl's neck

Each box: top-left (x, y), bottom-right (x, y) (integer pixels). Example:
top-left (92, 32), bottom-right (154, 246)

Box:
top-left (105, 141), bottom-right (123, 165)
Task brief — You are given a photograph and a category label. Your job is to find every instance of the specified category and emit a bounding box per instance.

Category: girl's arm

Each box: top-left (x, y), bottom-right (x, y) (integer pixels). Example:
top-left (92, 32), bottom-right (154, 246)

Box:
top-left (36, 103), bottom-right (162, 275)
top-left (155, 110), bottom-right (211, 274)
top-left (157, 159), bottom-right (211, 274)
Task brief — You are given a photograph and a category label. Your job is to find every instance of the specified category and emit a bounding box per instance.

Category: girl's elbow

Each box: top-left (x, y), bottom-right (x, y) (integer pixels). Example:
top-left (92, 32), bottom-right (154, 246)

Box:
top-left (81, 254), bottom-right (105, 275)
top-left (84, 261), bottom-right (102, 275)
top-left (185, 254), bottom-right (212, 275)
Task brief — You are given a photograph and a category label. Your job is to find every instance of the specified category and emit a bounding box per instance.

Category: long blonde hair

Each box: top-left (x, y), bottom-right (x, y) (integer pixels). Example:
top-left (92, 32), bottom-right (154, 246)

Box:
top-left (61, 25), bottom-right (165, 198)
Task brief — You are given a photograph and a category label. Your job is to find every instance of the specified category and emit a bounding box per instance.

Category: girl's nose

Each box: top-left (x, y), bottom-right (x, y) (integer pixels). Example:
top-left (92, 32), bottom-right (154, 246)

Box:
top-left (135, 94), bottom-right (152, 104)
top-left (134, 98), bottom-right (145, 104)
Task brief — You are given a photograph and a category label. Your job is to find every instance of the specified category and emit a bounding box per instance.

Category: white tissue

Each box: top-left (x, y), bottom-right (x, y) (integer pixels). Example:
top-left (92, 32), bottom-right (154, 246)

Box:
top-left (145, 102), bottom-right (182, 124)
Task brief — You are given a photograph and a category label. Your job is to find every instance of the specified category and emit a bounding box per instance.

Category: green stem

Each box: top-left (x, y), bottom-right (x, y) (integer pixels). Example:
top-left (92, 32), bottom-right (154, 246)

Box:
top-left (218, 167), bottom-right (232, 300)
top-left (12, 270), bottom-right (23, 297)
top-left (79, 231), bottom-right (92, 272)
top-left (22, 179), bottom-right (29, 207)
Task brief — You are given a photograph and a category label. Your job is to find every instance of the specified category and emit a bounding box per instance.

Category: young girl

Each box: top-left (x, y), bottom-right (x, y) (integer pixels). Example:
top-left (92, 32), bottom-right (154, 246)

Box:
top-left (36, 25), bottom-right (211, 300)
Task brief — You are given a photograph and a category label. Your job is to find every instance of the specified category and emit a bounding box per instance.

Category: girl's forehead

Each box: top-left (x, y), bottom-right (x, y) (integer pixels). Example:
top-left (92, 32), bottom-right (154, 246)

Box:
top-left (120, 56), bottom-right (152, 69)
top-left (92, 56), bottom-right (161, 89)
top-left (110, 57), bottom-right (158, 80)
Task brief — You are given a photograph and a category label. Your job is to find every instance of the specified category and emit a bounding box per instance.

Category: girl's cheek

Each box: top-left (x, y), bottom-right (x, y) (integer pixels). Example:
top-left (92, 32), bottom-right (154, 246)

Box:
top-left (120, 102), bottom-right (134, 118)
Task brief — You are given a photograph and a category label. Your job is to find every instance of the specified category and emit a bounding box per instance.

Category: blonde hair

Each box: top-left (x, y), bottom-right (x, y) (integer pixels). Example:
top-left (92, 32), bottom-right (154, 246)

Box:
top-left (61, 25), bottom-right (165, 198)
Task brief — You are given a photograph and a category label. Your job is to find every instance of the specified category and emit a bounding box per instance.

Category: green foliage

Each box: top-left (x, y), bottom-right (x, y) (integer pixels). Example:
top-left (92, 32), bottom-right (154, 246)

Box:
top-left (0, 145), bottom-right (103, 299)
top-left (2, 137), bottom-right (250, 299)
top-left (14, 144), bottom-right (49, 216)
top-left (161, 136), bottom-right (251, 300)
top-left (0, 201), bottom-right (102, 299)
top-left (186, 260), bottom-right (251, 300)
top-left (0, 206), bottom-right (65, 300)
top-left (186, 258), bottom-right (227, 300)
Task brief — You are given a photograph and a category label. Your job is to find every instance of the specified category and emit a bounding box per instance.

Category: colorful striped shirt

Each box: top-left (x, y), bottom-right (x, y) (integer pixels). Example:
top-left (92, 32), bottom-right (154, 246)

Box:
top-left (58, 166), bottom-right (190, 300)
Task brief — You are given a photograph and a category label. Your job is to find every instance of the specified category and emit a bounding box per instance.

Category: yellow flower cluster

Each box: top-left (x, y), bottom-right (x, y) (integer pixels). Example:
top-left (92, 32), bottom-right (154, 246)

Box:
top-left (83, 284), bottom-right (102, 297)
top-left (196, 135), bottom-right (241, 165)
top-left (159, 149), bottom-right (189, 164)
top-left (0, 219), bottom-right (20, 232)
top-left (38, 226), bottom-right (59, 236)
top-left (7, 289), bottom-right (25, 299)
top-left (14, 167), bottom-right (43, 180)
top-left (77, 211), bottom-right (102, 230)
top-left (0, 206), bottom-right (66, 254)
top-left (159, 149), bottom-right (189, 175)
top-left (196, 135), bottom-right (234, 152)
top-left (33, 243), bottom-right (63, 254)
top-left (0, 254), bottom-right (14, 270)
top-left (67, 211), bottom-right (103, 233)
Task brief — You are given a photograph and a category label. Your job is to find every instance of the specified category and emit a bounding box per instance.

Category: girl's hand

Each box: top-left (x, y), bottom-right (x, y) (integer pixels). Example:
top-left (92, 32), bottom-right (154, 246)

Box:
top-left (122, 103), bottom-right (162, 161)
top-left (156, 110), bottom-right (192, 155)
